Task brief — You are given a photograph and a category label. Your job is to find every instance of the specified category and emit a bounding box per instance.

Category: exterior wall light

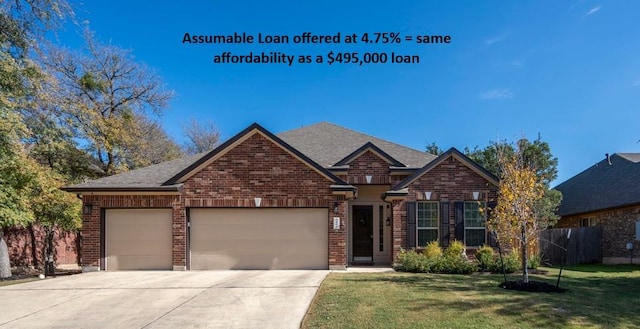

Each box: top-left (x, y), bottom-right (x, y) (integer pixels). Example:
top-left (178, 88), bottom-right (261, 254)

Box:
top-left (83, 204), bottom-right (92, 215)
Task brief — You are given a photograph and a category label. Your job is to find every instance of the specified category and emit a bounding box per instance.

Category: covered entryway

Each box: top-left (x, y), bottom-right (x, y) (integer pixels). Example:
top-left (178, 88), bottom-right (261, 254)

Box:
top-left (105, 209), bottom-right (173, 270)
top-left (189, 208), bottom-right (328, 270)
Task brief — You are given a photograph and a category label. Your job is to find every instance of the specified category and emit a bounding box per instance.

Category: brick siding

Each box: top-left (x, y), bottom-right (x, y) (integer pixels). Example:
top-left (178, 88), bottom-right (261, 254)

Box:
top-left (80, 132), bottom-right (348, 270)
top-left (392, 155), bottom-right (498, 261)
top-left (557, 204), bottom-right (640, 260)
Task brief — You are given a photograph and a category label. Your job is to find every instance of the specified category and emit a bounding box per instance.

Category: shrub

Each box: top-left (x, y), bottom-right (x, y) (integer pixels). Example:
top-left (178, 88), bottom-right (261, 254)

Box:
top-left (394, 249), bottom-right (429, 272)
top-left (444, 240), bottom-right (466, 258)
top-left (475, 245), bottom-right (495, 271)
top-left (489, 249), bottom-right (521, 273)
top-left (434, 255), bottom-right (478, 274)
top-left (528, 254), bottom-right (541, 269)
top-left (423, 241), bottom-right (443, 259)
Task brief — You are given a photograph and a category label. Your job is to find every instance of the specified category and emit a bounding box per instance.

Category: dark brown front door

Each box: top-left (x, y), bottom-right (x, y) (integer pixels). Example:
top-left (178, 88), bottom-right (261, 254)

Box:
top-left (352, 205), bottom-right (373, 260)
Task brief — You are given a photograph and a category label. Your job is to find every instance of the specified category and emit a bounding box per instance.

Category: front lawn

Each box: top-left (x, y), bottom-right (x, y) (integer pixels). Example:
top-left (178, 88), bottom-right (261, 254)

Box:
top-left (302, 265), bottom-right (640, 329)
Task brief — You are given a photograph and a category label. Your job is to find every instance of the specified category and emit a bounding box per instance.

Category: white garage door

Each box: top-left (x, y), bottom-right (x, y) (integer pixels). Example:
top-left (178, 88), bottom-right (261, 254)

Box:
top-left (105, 209), bottom-right (173, 270)
top-left (190, 208), bottom-right (328, 270)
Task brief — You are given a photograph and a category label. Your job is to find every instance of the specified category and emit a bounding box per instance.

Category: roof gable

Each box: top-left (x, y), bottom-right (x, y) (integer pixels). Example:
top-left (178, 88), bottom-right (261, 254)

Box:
top-left (165, 123), bottom-right (346, 185)
top-left (277, 122), bottom-right (435, 168)
top-left (555, 153), bottom-right (640, 216)
top-left (334, 142), bottom-right (405, 167)
top-left (392, 147), bottom-right (499, 190)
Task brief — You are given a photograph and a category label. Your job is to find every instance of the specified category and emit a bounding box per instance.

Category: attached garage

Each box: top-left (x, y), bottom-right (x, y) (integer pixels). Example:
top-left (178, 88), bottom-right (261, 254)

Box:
top-left (189, 208), bottom-right (328, 270)
top-left (105, 209), bottom-right (173, 270)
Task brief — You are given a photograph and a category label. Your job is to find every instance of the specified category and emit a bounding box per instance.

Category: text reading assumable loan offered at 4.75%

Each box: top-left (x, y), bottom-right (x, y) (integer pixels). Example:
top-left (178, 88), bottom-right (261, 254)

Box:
top-left (327, 52), bottom-right (420, 65)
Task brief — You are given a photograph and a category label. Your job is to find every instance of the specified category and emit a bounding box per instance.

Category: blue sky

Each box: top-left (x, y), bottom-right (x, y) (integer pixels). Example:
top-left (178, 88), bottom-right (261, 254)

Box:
top-left (56, 1), bottom-right (640, 185)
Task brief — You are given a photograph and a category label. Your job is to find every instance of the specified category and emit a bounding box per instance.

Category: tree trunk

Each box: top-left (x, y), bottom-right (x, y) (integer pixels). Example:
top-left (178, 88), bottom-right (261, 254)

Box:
top-left (521, 228), bottom-right (529, 283)
top-left (44, 227), bottom-right (55, 276)
top-left (28, 224), bottom-right (39, 269)
top-left (0, 230), bottom-right (12, 279)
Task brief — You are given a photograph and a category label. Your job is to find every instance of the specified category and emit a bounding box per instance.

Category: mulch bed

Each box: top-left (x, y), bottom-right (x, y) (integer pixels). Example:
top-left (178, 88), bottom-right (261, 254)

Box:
top-left (499, 280), bottom-right (567, 293)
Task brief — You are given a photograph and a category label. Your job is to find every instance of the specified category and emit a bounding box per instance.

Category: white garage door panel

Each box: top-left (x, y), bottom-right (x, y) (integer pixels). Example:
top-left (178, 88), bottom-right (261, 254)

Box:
top-left (190, 208), bottom-right (328, 270)
top-left (105, 209), bottom-right (173, 271)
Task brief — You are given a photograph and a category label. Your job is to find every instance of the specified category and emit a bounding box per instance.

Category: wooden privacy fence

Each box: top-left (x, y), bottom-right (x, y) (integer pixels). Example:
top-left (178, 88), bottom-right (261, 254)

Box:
top-left (539, 227), bottom-right (602, 266)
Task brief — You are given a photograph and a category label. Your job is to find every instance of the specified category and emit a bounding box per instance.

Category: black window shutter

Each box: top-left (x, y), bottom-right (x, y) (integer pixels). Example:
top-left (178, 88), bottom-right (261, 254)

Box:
top-left (486, 201), bottom-right (498, 247)
top-left (454, 202), bottom-right (464, 242)
top-left (440, 201), bottom-right (450, 247)
top-left (406, 202), bottom-right (416, 249)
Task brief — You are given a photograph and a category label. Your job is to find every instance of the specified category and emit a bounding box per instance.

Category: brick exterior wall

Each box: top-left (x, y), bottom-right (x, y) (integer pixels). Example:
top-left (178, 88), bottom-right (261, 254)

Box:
top-left (81, 195), bottom-right (181, 270)
top-left (556, 204), bottom-right (640, 262)
top-left (340, 150), bottom-right (392, 185)
top-left (79, 132), bottom-right (348, 270)
top-left (391, 155), bottom-right (498, 261)
top-left (4, 225), bottom-right (78, 268)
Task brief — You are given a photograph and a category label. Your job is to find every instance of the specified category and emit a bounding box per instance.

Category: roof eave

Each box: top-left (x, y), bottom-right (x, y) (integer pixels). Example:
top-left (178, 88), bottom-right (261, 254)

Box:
top-left (61, 185), bottom-right (183, 194)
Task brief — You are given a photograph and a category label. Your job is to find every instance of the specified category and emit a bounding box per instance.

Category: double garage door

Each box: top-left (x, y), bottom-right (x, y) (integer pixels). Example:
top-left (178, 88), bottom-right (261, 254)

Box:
top-left (104, 208), bottom-right (328, 270)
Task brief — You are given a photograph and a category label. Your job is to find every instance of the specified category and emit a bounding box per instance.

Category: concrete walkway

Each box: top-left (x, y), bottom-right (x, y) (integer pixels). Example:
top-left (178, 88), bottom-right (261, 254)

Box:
top-left (0, 270), bottom-right (328, 329)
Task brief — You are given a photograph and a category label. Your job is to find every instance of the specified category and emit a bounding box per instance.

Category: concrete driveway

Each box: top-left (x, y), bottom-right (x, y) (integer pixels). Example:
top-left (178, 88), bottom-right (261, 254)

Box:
top-left (0, 270), bottom-right (328, 329)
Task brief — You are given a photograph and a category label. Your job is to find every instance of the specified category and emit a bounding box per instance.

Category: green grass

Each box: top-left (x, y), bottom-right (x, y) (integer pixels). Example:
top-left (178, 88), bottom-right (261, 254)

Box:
top-left (0, 277), bottom-right (38, 287)
top-left (302, 265), bottom-right (640, 329)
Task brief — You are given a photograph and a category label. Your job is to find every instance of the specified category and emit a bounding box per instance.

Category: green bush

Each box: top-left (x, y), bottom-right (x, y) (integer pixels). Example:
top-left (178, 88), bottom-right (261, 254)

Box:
top-left (394, 249), bottom-right (430, 272)
top-left (475, 245), bottom-right (495, 271)
top-left (444, 240), bottom-right (466, 258)
top-left (528, 254), bottom-right (541, 269)
top-left (434, 255), bottom-right (478, 274)
top-left (394, 247), bottom-right (477, 274)
top-left (489, 249), bottom-right (520, 273)
top-left (423, 241), bottom-right (443, 259)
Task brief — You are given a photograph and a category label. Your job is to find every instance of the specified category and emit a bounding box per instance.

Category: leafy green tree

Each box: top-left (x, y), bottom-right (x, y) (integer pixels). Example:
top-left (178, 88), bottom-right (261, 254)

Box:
top-left (425, 142), bottom-right (444, 156)
top-left (0, 110), bottom-right (35, 278)
top-left (28, 163), bottom-right (81, 275)
top-left (1, 0), bottom-right (73, 277)
top-left (465, 136), bottom-right (558, 187)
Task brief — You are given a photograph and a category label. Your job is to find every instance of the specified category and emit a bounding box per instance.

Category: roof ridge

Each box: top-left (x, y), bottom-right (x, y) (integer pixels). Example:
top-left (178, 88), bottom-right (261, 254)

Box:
top-left (279, 121), bottom-right (431, 155)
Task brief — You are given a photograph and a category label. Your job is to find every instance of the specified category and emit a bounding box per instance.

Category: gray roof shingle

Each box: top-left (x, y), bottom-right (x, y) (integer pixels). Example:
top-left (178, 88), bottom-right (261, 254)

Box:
top-left (276, 122), bottom-right (435, 168)
top-left (64, 122), bottom-right (435, 191)
top-left (63, 153), bottom-right (206, 191)
top-left (555, 153), bottom-right (640, 216)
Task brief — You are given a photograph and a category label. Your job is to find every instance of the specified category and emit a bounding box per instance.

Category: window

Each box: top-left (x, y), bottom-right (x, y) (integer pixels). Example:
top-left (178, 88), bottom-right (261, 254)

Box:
top-left (464, 202), bottom-right (485, 247)
top-left (417, 202), bottom-right (439, 246)
top-left (581, 218), bottom-right (598, 227)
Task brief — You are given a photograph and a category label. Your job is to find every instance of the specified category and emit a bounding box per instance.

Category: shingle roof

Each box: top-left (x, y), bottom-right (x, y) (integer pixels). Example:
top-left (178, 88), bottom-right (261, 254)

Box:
top-left (276, 122), bottom-right (435, 168)
top-left (63, 122), bottom-right (435, 191)
top-left (555, 153), bottom-right (640, 216)
top-left (62, 153), bottom-right (206, 191)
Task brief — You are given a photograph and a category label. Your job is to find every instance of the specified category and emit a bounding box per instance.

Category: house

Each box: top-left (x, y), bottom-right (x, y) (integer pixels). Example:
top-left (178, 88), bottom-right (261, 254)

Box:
top-left (554, 153), bottom-right (640, 264)
top-left (62, 122), bottom-right (499, 271)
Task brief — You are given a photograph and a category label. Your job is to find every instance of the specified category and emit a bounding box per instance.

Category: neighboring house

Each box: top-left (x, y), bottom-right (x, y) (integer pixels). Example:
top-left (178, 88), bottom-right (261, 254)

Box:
top-left (62, 122), bottom-right (499, 271)
top-left (555, 153), bottom-right (640, 264)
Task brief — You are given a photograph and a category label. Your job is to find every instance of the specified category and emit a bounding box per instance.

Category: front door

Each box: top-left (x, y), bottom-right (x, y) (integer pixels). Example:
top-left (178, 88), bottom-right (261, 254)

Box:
top-left (352, 205), bottom-right (373, 261)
